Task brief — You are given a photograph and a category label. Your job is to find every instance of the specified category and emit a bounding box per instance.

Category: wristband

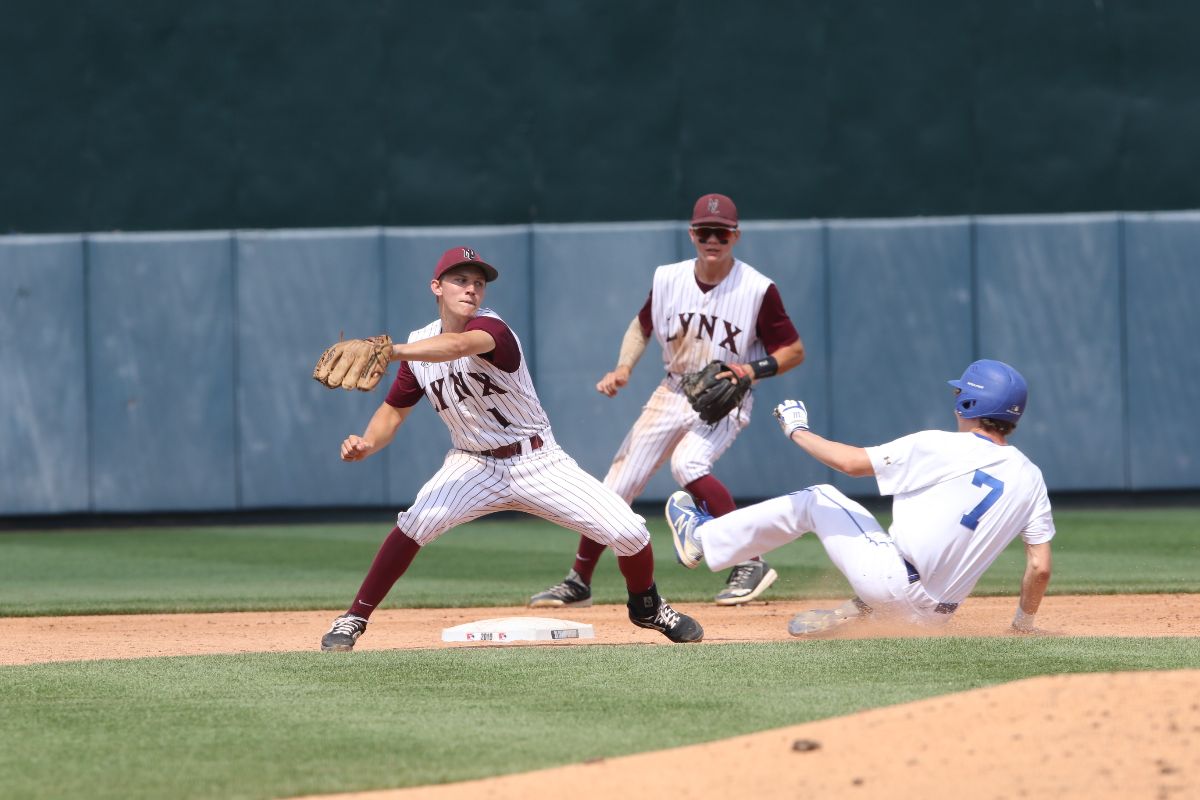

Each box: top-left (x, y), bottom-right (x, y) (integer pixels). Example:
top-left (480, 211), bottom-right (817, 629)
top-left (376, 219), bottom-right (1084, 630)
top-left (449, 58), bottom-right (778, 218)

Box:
top-left (750, 356), bottom-right (778, 379)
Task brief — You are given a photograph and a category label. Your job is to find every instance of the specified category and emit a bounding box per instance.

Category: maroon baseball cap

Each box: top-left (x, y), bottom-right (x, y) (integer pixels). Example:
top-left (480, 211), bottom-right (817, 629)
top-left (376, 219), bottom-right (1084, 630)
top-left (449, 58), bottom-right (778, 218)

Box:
top-left (432, 246), bottom-right (499, 282)
top-left (691, 193), bottom-right (738, 228)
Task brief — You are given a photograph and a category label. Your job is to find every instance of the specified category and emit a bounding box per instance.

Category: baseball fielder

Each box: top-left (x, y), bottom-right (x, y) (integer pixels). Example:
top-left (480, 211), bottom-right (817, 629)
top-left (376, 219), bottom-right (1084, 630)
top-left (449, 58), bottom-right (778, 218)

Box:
top-left (530, 193), bottom-right (806, 609)
top-left (667, 359), bottom-right (1055, 635)
top-left (319, 246), bottom-right (703, 651)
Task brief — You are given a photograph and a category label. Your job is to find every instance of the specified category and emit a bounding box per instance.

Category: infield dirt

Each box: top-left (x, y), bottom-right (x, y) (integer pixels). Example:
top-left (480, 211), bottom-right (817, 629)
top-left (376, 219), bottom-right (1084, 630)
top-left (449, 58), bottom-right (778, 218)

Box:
top-left (3, 593), bottom-right (1197, 665)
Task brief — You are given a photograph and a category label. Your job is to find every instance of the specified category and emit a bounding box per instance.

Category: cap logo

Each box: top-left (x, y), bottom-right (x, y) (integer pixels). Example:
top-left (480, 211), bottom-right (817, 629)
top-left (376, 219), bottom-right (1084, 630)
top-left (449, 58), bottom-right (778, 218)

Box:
top-left (462, 248), bottom-right (478, 261)
top-left (707, 197), bottom-right (721, 214)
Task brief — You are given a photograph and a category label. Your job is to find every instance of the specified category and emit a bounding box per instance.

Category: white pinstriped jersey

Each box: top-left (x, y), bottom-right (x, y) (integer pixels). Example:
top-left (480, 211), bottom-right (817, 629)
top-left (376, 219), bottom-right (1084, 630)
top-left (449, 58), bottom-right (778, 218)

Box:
top-left (601, 258), bottom-right (779, 501)
top-left (395, 309), bottom-right (651, 556)
top-left (651, 259), bottom-right (772, 376)
top-left (405, 309), bottom-right (549, 453)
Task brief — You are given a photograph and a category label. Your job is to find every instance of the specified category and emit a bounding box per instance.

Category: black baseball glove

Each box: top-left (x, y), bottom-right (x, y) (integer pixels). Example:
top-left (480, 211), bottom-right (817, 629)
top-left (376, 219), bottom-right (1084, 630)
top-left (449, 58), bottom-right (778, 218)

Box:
top-left (681, 360), bottom-right (750, 424)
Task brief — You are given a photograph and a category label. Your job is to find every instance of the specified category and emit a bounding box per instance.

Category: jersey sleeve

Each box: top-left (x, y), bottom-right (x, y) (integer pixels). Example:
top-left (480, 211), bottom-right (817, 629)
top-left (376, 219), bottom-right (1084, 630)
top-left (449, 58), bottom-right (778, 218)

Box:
top-left (1020, 477), bottom-right (1056, 544)
top-left (384, 361), bottom-right (425, 408)
top-left (756, 284), bottom-right (800, 353)
top-left (637, 291), bottom-right (653, 338)
top-left (465, 315), bottom-right (521, 373)
top-left (866, 432), bottom-right (926, 496)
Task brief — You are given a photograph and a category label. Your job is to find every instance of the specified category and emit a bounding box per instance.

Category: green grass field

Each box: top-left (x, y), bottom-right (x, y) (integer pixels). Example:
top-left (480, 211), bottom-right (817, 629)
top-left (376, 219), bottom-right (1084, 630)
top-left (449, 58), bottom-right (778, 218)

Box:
top-left (1, 507), bottom-right (1198, 799)
top-left (2, 508), bottom-right (1199, 616)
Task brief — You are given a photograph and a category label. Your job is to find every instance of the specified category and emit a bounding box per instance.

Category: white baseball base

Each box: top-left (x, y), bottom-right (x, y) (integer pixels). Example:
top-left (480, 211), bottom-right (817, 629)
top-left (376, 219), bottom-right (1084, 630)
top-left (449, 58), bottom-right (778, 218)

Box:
top-left (441, 616), bottom-right (595, 644)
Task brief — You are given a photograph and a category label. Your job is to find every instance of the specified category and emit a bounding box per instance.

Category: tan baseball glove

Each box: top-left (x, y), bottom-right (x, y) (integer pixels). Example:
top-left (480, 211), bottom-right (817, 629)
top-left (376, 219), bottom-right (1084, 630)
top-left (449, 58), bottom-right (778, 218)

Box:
top-left (312, 334), bottom-right (393, 391)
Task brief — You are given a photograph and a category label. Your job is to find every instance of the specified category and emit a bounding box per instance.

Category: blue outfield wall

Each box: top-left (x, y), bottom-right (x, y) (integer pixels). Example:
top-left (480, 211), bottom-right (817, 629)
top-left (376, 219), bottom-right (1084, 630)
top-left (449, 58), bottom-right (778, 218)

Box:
top-left (236, 229), bottom-right (386, 509)
top-left (1, 212), bottom-right (1198, 516)
top-left (1123, 212), bottom-right (1200, 489)
top-left (827, 218), bottom-right (975, 497)
top-left (0, 236), bottom-right (89, 514)
top-left (87, 232), bottom-right (237, 511)
top-left (975, 215), bottom-right (1125, 491)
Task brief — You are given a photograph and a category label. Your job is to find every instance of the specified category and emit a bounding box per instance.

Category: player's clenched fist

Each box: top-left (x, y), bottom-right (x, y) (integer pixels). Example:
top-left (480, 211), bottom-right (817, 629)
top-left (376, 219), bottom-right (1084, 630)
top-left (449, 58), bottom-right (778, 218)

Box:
top-left (596, 365), bottom-right (631, 397)
top-left (341, 434), bottom-right (373, 462)
top-left (773, 400), bottom-right (810, 436)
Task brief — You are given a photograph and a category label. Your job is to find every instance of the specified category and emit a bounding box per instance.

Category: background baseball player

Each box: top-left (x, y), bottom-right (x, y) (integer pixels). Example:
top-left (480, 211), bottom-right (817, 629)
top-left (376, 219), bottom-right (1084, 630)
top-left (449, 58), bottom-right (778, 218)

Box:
top-left (531, 193), bottom-right (806, 609)
top-left (666, 359), bottom-right (1055, 635)
top-left (316, 245), bottom-right (703, 650)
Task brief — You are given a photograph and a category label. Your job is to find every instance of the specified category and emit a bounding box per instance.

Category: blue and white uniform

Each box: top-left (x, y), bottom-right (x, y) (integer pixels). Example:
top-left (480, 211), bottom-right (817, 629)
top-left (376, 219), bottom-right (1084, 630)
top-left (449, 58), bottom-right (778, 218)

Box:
top-left (696, 430), bottom-right (1055, 622)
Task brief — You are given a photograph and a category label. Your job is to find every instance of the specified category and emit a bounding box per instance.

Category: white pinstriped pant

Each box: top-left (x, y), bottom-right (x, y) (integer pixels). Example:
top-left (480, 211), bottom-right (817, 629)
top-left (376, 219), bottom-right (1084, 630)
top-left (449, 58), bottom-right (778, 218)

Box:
top-left (397, 431), bottom-right (650, 556)
top-left (603, 379), bottom-right (750, 503)
top-left (697, 484), bottom-right (954, 624)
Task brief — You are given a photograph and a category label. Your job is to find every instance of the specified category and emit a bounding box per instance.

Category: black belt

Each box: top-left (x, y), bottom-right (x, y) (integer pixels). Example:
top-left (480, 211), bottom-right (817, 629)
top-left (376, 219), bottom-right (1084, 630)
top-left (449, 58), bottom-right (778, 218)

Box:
top-left (478, 434), bottom-right (543, 459)
top-left (902, 557), bottom-right (958, 615)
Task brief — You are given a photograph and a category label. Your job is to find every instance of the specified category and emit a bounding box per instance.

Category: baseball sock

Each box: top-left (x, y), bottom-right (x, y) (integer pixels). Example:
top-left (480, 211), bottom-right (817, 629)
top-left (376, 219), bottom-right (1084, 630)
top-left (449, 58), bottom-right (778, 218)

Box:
top-left (615, 543), bottom-right (655, 594)
top-left (685, 475), bottom-right (736, 517)
top-left (348, 527), bottom-right (422, 619)
top-left (571, 535), bottom-right (608, 584)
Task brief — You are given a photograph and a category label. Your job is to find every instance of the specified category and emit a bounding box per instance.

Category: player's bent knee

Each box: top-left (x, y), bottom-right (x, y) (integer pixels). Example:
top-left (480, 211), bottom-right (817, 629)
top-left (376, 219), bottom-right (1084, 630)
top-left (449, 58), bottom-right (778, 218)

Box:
top-left (670, 462), bottom-right (709, 487)
top-left (608, 529), bottom-right (651, 557)
top-left (396, 515), bottom-right (455, 546)
top-left (579, 525), bottom-right (649, 556)
top-left (806, 483), bottom-right (849, 501)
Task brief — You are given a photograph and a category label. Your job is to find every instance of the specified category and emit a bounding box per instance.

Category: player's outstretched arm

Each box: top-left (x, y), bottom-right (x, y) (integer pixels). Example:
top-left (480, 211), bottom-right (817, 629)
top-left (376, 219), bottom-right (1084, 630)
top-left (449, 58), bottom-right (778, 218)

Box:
top-left (341, 402), bottom-right (412, 461)
top-left (1011, 542), bottom-right (1053, 633)
top-left (391, 330), bottom-right (496, 364)
top-left (773, 400), bottom-right (874, 477)
top-left (597, 317), bottom-right (648, 397)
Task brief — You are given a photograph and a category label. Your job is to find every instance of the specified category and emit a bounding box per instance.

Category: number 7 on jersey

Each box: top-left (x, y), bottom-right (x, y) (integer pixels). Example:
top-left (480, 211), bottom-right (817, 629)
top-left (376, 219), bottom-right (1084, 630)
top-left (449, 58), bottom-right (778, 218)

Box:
top-left (960, 469), bottom-right (1004, 531)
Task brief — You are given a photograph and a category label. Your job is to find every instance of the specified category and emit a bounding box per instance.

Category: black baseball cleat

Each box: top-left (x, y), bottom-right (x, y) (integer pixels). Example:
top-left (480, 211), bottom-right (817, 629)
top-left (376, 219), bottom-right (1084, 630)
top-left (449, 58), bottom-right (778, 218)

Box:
top-left (628, 591), bottom-right (704, 643)
top-left (320, 613), bottom-right (368, 652)
top-left (715, 559), bottom-right (778, 605)
top-left (529, 569), bottom-right (593, 608)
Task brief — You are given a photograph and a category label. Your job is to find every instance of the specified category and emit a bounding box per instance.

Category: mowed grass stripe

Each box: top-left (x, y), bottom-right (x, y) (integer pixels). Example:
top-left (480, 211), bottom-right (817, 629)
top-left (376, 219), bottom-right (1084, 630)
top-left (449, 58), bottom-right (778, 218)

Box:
top-left (2, 507), bottom-right (1199, 616)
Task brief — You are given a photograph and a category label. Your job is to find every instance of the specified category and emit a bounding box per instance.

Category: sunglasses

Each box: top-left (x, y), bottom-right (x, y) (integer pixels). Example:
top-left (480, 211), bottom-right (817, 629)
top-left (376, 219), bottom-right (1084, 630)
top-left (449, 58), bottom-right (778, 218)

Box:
top-left (693, 227), bottom-right (734, 244)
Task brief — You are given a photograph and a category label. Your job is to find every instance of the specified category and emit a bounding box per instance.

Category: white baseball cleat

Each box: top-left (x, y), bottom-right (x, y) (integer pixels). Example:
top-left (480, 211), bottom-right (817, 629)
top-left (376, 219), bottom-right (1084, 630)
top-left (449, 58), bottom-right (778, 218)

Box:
top-left (787, 597), bottom-right (869, 637)
top-left (665, 490), bottom-right (708, 569)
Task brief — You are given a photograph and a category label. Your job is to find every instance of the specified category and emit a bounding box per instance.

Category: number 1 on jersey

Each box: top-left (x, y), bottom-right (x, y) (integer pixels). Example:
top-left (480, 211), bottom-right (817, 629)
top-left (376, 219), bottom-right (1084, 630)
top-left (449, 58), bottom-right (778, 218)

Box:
top-left (486, 407), bottom-right (512, 428)
top-left (960, 469), bottom-right (1004, 531)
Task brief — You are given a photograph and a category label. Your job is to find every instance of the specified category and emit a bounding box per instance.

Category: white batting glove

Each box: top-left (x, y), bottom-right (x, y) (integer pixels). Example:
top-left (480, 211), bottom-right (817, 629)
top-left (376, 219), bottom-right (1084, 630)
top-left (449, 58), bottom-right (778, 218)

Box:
top-left (773, 400), bottom-right (810, 436)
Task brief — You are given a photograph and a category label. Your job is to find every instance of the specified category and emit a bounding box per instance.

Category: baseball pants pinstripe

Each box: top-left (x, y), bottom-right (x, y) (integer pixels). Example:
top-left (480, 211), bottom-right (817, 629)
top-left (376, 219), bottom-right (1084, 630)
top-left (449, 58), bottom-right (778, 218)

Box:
top-left (397, 434), bottom-right (651, 556)
top-left (604, 380), bottom-right (750, 503)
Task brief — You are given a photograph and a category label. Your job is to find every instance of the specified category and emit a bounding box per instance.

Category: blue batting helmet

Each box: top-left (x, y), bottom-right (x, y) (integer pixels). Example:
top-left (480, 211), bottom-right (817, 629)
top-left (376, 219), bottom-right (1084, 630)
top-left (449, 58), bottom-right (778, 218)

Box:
top-left (947, 359), bottom-right (1027, 423)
